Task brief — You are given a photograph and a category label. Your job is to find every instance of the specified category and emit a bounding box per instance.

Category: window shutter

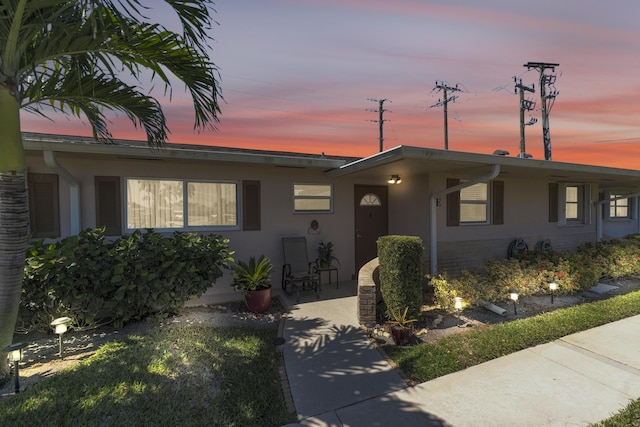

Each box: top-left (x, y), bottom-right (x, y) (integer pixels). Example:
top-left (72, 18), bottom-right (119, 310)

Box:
top-left (95, 176), bottom-right (121, 235)
top-left (549, 183), bottom-right (558, 222)
top-left (28, 173), bottom-right (60, 238)
top-left (492, 180), bottom-right (504, 225)
top-left (242, 180), bottom-right (261, 231)
top-left (446, 178), bottom-right (460, 227)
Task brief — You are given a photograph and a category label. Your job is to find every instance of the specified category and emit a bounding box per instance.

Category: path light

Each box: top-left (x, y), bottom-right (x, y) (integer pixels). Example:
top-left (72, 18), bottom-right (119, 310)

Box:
top-left (549, 281), bottom-right (558, 304)
top-left (509, 290), bottom-right (520, 315)
top-left (51, 317), bottom-right (72, 358)
top-left (454, 297), bottom-right (464, 327)
top-left (3, 342), bottom-right (27, 394)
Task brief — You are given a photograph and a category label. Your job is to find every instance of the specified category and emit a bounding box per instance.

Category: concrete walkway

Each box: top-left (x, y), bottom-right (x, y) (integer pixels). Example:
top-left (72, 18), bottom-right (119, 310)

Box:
top-left (279, 281), bottom-right (640, 426)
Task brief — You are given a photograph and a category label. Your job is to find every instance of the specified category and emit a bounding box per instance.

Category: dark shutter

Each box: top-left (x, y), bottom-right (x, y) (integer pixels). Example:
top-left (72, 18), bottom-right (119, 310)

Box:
top-left (446, 178), bottom-right (460, 227)
top-left (492, 180), bottom-right (504, 225)
top-left (28, 173), bottom-right (60, 238)
top-left (95, 176), bottom-right (122, 235)
top-left (549, 183), bottom-right (558, 222)
top-left (242, 180), bottom-right (261, 231)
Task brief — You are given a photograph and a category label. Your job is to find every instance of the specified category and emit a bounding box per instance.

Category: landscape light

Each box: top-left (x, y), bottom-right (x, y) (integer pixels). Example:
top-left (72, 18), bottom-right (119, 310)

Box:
top-left (509, 290), bottom-right (519, 315)
top-left (549, 281), bottom-right (558, 304)
top-left (51, 317), bottom-right (72, 358)
top-left (454, 297), bottom-right (464, 327)
top-left (3, 342), bottom-right (27, 394)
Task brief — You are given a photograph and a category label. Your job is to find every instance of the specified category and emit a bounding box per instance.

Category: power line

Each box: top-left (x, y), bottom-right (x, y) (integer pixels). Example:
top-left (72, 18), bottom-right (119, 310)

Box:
top-left (514, 77), bottom-right (536, 158)
top-left (367, 98), bottom-right (391, 152)
top-left (430, 81), bottom-right (461, 150)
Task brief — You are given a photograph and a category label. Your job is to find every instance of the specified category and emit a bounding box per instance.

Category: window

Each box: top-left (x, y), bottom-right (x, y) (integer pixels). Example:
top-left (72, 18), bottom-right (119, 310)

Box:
top-left (446, 179), bottom-right (503, 226)
top-left (28, 173), bottom-right (60, 238)
top-left (460, 182), bottom-right (488, 223)
top-left (293, 184), bottom-right (333, 213)
top-left (360, 193), bottom-right (381, 206)
top-left (126, 178), bottom-right (238, 230)
top-left (609, 193), bottom-right (631, 219)
top-left (550, 183), bottom-right (590, 225)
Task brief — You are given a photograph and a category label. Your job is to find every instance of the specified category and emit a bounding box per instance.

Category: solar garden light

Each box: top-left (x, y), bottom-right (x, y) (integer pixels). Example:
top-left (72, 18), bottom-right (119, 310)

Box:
top-left (51, 317), bottom-right (72, 358)
top-left (3, 342), bottom-right (27, 394)
top-left (509, 290), bottom-right (520, 315)
top-left (549, 281), bottom-right (558, 304)
top-left (454, 297), bottom-right (464, 327)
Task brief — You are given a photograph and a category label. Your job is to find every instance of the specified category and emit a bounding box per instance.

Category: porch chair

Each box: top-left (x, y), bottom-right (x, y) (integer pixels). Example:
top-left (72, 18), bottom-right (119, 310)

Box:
top-left (282, 237), bottom-right (321, 302)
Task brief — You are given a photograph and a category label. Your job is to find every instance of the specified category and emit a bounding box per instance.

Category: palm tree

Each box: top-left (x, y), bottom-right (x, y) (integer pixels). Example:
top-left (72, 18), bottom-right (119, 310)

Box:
top-left (0, 0), bottom-right (221, 378)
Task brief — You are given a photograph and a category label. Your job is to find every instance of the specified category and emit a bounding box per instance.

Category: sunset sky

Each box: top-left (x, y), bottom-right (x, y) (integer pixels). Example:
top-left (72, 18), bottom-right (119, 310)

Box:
top-left (21, 0), bottom-right (640, 168)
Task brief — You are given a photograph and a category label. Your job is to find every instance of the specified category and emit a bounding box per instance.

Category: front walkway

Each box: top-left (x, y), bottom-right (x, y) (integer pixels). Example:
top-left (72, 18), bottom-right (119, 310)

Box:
top-left (278, 281), bottom-right (640, 426)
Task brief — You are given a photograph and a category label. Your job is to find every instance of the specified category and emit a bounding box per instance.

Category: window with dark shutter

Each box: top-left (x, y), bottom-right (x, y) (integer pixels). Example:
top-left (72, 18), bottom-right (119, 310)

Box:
top-left (446, 178), bottom-right (460, 227)
top-left (492, 180), bottom-right (504, 225)
top-left (549, 183), bottom-right (558, 222)
top-left (28, 173), bottom-right (60, 238)
top-left (242, 180), bottom-right (261, 231)
top-left (95, 176), bottom-right (122, 235)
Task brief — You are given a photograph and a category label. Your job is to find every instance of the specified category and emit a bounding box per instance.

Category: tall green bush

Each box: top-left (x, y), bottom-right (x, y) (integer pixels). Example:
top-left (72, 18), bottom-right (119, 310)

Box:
top-left (377, 235), bottom-right (423, 321)
top-left (21, 228), bottom-right (232, 331)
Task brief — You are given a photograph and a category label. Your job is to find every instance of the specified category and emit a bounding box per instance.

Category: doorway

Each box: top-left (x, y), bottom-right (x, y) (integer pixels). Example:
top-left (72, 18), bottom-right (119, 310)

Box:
top-left (354, 185), bottom-right (388, 275)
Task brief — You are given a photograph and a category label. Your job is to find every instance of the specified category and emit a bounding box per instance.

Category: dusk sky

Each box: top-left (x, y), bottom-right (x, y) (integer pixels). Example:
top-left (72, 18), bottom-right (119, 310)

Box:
top-left (21, 1), bottom-right (640, 168)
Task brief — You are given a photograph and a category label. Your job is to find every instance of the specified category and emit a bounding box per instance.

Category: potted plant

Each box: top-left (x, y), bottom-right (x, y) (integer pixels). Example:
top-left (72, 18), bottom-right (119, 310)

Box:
top-left (231, 255), bottom-right (273, 313)
top-left (388, 306), bottom-right (417, 346)
top-left (317, 241), bottom-right (340, 269)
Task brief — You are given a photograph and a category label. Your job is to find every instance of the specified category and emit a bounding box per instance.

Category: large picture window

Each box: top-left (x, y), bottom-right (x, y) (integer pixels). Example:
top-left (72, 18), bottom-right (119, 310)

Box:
top-left (126, 178), bottom-right (238, 230)
top-left (293, 184), bottom-right (333, 213)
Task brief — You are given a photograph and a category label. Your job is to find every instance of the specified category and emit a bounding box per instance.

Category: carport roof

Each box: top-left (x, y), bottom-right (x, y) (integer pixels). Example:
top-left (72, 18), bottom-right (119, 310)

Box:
top-left (326, 145), bottom-right (640, 190)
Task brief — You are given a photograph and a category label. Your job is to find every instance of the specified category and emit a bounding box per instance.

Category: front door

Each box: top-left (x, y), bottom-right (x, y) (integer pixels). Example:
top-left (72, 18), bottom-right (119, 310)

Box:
top-left (354, 185), bottom-right (388, 275)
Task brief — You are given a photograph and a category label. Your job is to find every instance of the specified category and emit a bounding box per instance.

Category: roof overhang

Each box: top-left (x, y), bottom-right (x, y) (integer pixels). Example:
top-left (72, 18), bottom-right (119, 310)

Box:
top-left (326, 145), bottom-right (640, 190)
top-left (22, 132), bottom-right (353, 170)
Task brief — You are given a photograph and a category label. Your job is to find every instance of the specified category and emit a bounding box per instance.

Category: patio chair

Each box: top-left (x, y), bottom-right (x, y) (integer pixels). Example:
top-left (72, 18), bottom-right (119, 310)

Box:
top-left (282, 237), bottom-right (320, 302)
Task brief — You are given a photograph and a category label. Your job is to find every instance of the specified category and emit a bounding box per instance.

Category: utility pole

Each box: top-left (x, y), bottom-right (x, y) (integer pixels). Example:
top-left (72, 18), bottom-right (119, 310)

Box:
top-left (514, 77), bottom-right (536, 158)
top-left (524, 62), bottom-right (559, 160)
top-left (367, 98), bottom-right (391, 152)
top-left (430, 81), bottom-right (461, 150)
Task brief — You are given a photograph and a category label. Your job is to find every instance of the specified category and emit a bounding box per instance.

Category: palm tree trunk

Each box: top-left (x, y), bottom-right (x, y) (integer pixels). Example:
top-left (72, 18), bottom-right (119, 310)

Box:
top-left (0, 173), bottom-right (28, 377)
top-left (0, 86), bottom-right (28, 377)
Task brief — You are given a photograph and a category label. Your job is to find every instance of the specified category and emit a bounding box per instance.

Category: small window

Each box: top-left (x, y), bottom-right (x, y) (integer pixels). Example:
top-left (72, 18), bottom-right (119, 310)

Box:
top-left (126, 178), bottom-right (238, 230)
top-left (293, 184), bottom-right (333, 213)
top-left (609, 193), bottom-right (631, 219)
top-left (558, 183), bottom-right (590, 226)
top-left (460, 182), bottom-right (488, 224)
top-left (360, 193), bottom-right (382, 206)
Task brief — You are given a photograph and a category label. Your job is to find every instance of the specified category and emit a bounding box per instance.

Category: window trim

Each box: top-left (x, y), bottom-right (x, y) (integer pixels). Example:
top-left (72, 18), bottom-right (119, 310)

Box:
top-left (125, 177), bottom-right (241, 232)
top-left (292, 183), bottom-right (334, 214)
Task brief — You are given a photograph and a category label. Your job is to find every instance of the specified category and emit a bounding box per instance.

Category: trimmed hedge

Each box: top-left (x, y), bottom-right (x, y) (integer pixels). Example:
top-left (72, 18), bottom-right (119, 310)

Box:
top-left (377, 235), bottom-right (423, 321)
top-left (21, 228), bottom-right (233, 331)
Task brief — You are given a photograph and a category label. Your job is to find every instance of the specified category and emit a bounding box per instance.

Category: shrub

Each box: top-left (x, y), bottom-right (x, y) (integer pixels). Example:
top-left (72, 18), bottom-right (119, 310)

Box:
top-left (377, 235), bottom-right (423, 321)
top-left (21, 228), bottom-right (233, 331)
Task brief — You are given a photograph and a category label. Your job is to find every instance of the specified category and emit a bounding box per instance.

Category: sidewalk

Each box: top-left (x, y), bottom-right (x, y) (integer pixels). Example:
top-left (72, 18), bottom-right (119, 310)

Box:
top-left (279, 281), bottom-right (640, 426)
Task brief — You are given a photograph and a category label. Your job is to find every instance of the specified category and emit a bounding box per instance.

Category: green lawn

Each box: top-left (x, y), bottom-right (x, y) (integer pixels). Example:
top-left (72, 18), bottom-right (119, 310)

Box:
top-left (590, 397), bottom-right (640, 426)
top-left (0, 325), bottom-right (295, 427)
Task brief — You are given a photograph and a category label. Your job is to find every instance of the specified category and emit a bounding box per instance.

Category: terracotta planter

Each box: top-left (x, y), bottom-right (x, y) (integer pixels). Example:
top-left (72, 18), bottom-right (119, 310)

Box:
top-left (244, 286), bottom-right (272, 313)
top-left (391, 326), bottom-right (413, 346)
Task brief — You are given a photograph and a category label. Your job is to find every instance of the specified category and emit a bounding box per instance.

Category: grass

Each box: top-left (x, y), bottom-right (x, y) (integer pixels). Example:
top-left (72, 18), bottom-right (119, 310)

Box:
top-left (0, 325), bottom-right (296, 427)
top-left (589, 397), bottom-right (640, 426)
top-left (384, 289), bottom-right (640, 383)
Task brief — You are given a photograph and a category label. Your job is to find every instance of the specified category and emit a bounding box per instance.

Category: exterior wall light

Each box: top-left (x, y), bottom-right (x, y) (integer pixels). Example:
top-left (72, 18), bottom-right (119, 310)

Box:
top-left (509, 290), bottom-right (520, 315)
top-left (549, 281), bottom-right (558, 304)
top-left (3, 342), bottom-right (27, 394)
top-left (51, 317), bottom-right (72, 358)
top-left (387, 175), bottom-right (401, 184)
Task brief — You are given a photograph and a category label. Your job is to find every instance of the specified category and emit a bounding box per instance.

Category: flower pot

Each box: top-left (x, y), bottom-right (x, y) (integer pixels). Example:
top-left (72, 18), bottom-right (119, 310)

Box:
top-left (244, 286), bottom-right (272, 313)
top-left (391, 325), bottom-right (413, 346)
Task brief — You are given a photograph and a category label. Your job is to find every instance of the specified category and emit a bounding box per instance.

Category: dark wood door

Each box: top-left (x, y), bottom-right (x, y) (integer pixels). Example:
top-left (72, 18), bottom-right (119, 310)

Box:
top-left (354, 185), bottom-right (388, 275)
